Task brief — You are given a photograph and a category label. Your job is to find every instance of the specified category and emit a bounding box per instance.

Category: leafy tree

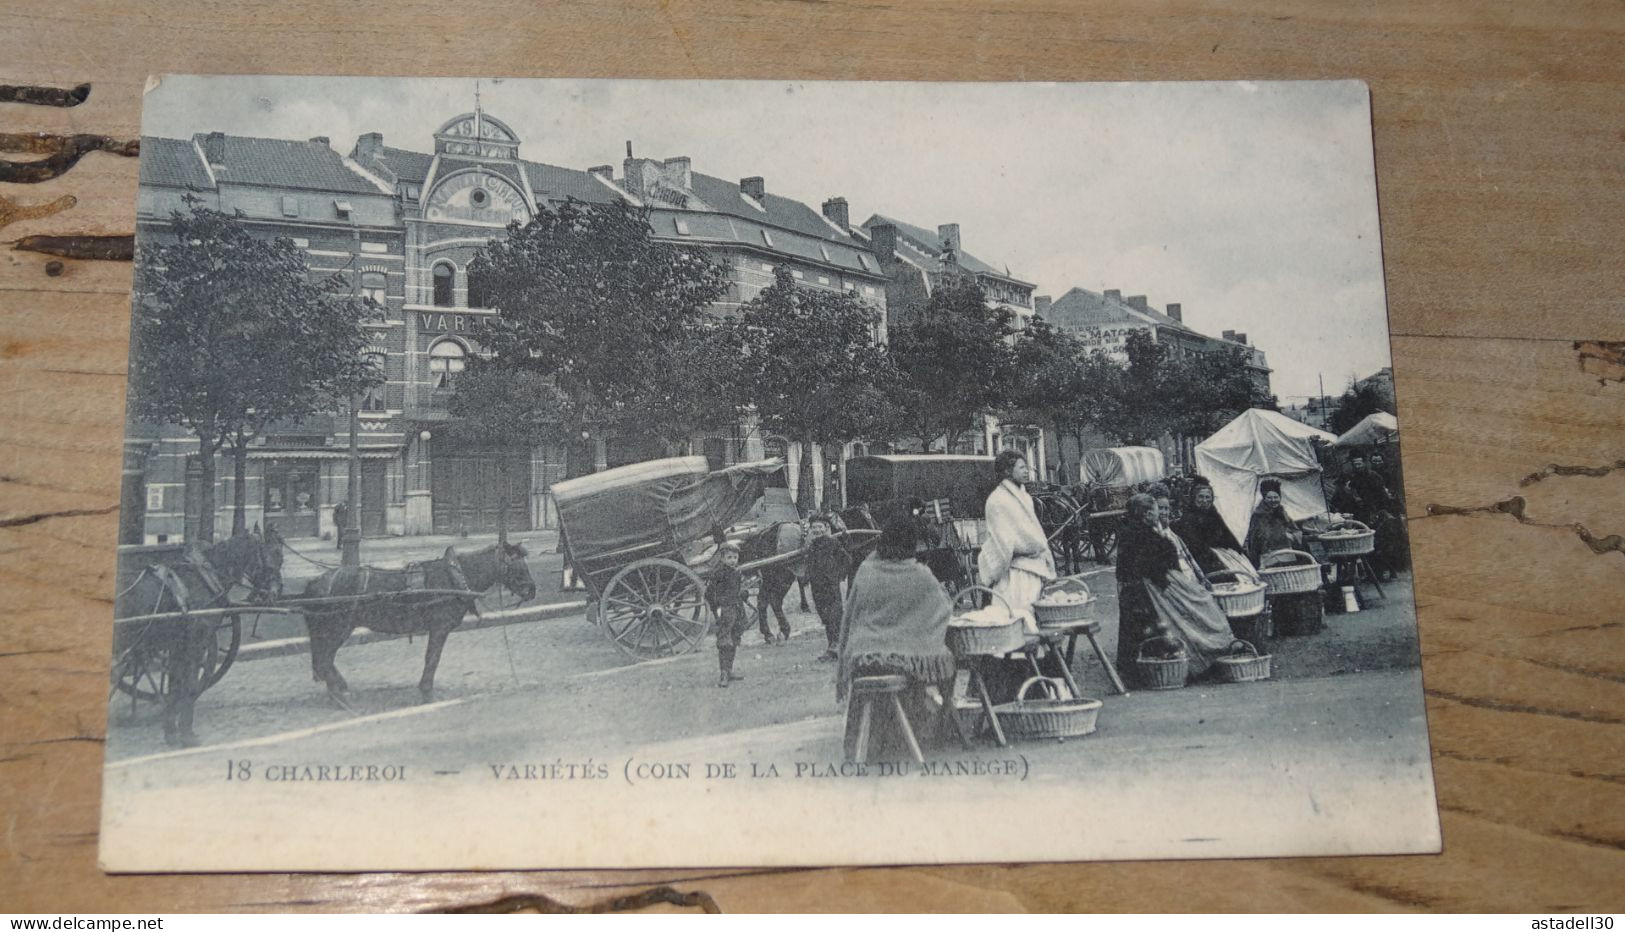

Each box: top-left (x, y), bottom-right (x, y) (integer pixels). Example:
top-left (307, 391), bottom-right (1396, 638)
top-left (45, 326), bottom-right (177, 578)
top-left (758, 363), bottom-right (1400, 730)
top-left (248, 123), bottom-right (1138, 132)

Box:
top-left (467, 198), bottom-right (730, 477)
top-left (1162, 343), bottom-right (1273, 439)
top-left (1005, 317), bottom-right (1089, 481)
top-left (887, 277), bottom-right (1016, 453)
top-left (129, 201), bottom-right (380, 542)
top-left (446, 360), bottom-right (567, 542)
top-left (735, 268), bottom-right (896, 514)
top-left (618, 320), bottom-right (747, 458)
top-left (1329, 380), bottom-right (1396, 435)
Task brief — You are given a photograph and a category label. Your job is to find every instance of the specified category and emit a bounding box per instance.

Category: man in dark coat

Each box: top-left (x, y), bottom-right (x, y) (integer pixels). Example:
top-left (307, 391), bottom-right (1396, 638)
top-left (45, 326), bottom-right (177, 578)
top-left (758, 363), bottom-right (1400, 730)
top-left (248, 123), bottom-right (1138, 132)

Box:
top-left (805, 513), bottom-right (851, 662)
top-left (1347, 454), bottom-right (1405, 578)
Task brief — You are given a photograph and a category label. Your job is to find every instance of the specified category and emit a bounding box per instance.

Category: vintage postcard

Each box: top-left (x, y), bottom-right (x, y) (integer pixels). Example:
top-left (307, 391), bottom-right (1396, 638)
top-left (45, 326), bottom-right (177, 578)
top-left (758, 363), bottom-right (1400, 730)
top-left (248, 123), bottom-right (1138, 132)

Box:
top-left (101, 76), bottom-right (1439, 870)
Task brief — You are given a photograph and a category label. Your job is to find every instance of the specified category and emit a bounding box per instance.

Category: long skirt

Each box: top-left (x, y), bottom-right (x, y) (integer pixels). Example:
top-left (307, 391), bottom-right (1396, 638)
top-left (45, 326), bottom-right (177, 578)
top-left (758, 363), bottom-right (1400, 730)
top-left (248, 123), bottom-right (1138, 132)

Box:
top-left (990, 565), bottom-right (1046, 634)
top-left (1118, 574), bottom-right (1236, 680)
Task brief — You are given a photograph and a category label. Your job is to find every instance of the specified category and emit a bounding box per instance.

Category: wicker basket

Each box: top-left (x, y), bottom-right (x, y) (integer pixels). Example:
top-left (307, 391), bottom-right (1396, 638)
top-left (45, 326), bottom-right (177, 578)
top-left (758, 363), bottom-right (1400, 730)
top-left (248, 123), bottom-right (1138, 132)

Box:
top-left (1316, 521), bottom-right (1376, 557)
top-left (1134, 637), bottom-right (1189, 690)
top-left (1208, 570), bottom-right (1266, 618)
top-left (1213, 639), bottom-right (1273, 683)
top-left (994, 677), bottom-right (1103, 741)
top-left (1258, 549), bottom-right (1323, 595)
top-left (1033, 575), bottom-right (1095, 628)
top-left (947, 586), bottom-right (1026, 656)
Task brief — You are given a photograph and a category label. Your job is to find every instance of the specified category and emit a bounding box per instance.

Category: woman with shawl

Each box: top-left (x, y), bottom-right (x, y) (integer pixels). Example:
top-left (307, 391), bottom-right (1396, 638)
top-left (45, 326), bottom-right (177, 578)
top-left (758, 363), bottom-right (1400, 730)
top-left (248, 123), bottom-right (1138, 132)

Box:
top-left (978, 451), bottom-right (1057, 631)
top-left (1172, 476), bottom-right (1255, 577)
top-left (837, 512), bottom-right (957, 759)
top-left (1244, 477), bottom-right (1304, 566)
top-left (1115, 493), bottom-right (1237, 684)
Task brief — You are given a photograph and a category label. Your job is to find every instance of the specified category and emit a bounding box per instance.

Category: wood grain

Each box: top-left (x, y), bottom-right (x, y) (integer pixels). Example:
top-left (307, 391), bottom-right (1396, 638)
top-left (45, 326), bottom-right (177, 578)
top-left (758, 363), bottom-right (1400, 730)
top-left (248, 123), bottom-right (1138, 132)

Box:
top-left (2, 0), bottom-right (1622, 913)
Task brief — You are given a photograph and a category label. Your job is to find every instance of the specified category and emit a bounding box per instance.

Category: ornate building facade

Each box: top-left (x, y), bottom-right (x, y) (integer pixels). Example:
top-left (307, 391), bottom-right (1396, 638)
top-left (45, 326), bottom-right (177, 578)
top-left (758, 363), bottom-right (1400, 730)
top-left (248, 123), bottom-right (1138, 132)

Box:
top-left (130, 110), bottom-right (887, 543)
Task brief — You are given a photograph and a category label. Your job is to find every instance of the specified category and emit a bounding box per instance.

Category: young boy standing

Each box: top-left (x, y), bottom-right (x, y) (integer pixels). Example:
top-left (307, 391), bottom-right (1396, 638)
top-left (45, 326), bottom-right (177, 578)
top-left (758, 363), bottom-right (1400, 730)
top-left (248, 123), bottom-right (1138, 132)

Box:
top-left (806, 514), bottom-right (851, 662)
top-left (706, 541), bottom-right (747, 687)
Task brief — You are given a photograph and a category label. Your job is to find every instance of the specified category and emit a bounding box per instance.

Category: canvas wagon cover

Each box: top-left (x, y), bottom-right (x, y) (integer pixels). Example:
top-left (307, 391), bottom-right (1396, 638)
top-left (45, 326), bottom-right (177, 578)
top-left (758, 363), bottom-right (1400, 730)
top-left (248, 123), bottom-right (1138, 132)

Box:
top-left (844, 454), bottom-right (994, 519)
top-left (551, 456), bottom-right (783, 558)
top-left (1081, 446), bottom-right (1165, 488)
top-left (1195, 408), bottom-right (1336, 543)
top-left (1334, 411), bottom-right (1399, 448)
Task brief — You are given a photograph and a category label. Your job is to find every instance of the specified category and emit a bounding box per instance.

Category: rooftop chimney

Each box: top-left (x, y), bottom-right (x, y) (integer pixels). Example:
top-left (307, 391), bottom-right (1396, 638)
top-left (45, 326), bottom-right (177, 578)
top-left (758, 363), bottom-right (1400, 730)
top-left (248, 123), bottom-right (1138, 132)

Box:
top-left (353, 132), bottom-right (384, 163)
top-left (662, 156), bottom-right (692, 190)
top-left (1103, 288), bottom-right (1121, 302)
top-left (309, 136), bottom-right (330, 147)
top-left (1222, 330), bottom-right (1236, 342)
top-left (1233, 332), bottom-right (1248, 345)
top-left (869, 222), bottom-right (898, 259)
top-left (937, 222), bottom-right (961, 253)
top-left (1165, 303), bottom-right (1182, 322)
top-left (622, 157), bottom-right (662, 199)
top-left (740, 176), bottom-right (765, 200)
top-left (1126, 295), bottom-right (1149, 312)
top-left (202, 131), bottom-right (225, 165)
top-left (587, 165), bottom-right (614, 180)
top-left (821, 197), bottom-right (850, 230)
top-left (1035, 295), bottom-right (1053, 315)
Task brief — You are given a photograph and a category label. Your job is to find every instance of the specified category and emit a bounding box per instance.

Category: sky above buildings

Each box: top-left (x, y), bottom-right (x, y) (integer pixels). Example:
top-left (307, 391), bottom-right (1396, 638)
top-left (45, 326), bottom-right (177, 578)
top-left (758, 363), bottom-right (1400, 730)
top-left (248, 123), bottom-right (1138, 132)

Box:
top-left (143, 76), bottom-right (1392, 404)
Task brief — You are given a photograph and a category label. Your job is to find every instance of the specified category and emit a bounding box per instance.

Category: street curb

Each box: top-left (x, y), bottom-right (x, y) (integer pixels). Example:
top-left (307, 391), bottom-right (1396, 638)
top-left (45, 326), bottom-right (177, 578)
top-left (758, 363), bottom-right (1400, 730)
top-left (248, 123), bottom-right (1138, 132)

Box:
top-left (234, 599), bottom-right (589, 662)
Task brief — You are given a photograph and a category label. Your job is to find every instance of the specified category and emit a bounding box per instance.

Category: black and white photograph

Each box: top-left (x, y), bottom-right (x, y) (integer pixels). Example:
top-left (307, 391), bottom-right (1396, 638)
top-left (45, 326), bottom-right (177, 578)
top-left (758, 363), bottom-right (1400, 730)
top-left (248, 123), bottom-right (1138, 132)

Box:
top-left (100, 76), bottom-right (1438, 870)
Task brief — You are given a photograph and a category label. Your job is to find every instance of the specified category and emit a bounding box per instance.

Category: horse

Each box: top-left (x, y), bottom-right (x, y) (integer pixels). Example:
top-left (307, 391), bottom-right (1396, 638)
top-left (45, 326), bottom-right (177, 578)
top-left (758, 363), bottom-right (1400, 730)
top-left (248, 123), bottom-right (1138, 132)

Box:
top-left (205, 524), bottom-right (285, 603)
top-left (299, 542), bottom-right (537, 704)
top-left (113, 542), bottom-right (264, 748)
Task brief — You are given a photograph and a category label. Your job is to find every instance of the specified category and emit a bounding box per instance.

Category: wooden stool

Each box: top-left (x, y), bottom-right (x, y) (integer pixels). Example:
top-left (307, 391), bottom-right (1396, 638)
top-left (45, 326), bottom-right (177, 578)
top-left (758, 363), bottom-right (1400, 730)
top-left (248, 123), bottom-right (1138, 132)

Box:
top-left (1039, 620), bottom-right (1131, 697)
top-left (846, 674), bottom-right (925, 764)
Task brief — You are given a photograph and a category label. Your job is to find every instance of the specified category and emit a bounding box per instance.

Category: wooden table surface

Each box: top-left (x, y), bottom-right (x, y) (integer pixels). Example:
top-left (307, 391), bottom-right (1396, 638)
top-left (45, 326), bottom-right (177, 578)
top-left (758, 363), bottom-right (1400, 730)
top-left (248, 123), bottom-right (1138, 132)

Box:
top-left (2, 1), bottom-right (1621, 913)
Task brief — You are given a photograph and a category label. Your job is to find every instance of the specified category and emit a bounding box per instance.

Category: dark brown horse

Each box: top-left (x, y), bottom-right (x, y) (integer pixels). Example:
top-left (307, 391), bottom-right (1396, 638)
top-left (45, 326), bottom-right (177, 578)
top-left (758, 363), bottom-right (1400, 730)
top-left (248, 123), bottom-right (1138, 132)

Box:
top-left (299, 542), bottom-right (537, 703)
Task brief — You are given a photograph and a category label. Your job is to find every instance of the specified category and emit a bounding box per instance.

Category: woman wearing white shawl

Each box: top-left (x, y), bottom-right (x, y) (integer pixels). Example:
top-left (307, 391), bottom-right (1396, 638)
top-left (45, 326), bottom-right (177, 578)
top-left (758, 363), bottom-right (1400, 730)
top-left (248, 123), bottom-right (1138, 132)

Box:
top-left (978, 451), bottom-right (1056, 632)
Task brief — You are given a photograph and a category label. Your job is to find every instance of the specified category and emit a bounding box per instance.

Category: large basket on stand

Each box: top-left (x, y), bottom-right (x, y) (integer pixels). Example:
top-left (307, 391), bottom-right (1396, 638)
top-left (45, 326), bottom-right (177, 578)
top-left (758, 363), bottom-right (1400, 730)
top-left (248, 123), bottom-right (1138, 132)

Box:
top-left (1258, 549), bottom-right (1323, 595)
top-left (1207, 570), bottom-right (1266, 618)
top-left (1134, 637), bottom-right (1189, 690)
top-left (947, 587), bottom-right (1026, 656)
top-left (993, 676), bottom-right (1103, 741)
top-left (1316, 521), bottom-right (1376, 558)
top-left (1213, 639), bottom-right (1273, 683)
top-left (1033, 575), bottom-right (1094, 628)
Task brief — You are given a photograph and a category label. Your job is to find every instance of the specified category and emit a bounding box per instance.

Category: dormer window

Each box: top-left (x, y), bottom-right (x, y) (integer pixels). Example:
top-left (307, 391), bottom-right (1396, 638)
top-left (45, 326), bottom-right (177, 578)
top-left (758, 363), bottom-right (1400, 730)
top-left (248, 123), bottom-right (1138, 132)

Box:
top-left (334, 199), bottom-right (353, 219)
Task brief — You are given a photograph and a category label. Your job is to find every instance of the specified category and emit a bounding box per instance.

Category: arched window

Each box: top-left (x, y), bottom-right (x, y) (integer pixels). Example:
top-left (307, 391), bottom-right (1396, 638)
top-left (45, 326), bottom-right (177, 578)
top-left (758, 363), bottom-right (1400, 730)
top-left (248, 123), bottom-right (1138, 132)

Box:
top-left (432, 263), bottom-right (455, 307)
top-left (360, 272), bottom-right (387, 305)
top-left (428, 340), bottom-right (466, 389)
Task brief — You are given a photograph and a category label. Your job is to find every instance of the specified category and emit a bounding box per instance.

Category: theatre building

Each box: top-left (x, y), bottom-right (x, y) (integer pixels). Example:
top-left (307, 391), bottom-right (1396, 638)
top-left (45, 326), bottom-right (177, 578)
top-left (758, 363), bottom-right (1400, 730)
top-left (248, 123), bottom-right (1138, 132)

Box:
top-left (129, 110), bottom-right (888, 543)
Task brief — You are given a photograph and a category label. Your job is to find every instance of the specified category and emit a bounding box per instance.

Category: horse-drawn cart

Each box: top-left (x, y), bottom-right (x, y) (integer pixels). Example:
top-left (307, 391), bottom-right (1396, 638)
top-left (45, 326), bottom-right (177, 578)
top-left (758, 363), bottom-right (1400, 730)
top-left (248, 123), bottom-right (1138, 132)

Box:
top-left (552, 456), bottom-right (798, 662)
top-left (1078, 446), bottom-right (1166, 563)
top-left (112, 539), bottom-right (292, 745)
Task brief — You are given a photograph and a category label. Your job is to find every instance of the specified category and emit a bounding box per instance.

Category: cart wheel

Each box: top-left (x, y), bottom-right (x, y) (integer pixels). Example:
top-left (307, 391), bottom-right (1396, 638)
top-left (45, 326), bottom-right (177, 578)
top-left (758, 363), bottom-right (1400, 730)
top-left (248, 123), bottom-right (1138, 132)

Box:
top-left (600, 558), bottom-right (712, 661)
top-left (111, 614), bottom-right (240, 702)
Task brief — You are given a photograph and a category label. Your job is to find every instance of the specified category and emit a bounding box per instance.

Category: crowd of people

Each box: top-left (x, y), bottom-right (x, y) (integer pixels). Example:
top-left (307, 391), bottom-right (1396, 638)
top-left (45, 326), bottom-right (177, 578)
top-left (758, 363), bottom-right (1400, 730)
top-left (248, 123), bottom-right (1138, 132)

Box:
top-left (705, 446), bottom-right (1408, 757)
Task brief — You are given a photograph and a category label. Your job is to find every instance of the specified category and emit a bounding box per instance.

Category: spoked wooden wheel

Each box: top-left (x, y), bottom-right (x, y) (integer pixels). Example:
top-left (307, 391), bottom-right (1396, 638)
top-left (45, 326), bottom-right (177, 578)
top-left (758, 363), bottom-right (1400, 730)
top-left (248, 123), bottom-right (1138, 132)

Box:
top-left (599, 558), bottom-right (712, 661)
top-left (111, 614), bottom-right (241, 702)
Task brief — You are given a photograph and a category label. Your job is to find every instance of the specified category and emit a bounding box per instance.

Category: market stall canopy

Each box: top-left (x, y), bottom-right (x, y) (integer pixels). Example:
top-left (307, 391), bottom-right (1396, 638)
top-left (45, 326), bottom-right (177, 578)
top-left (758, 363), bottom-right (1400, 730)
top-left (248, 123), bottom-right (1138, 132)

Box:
top-left (844, 454), bottom-right (995, 519)
top-left (1081, 446), bottom-right (1165, 488)
top-left (1334, 411), bottom-right (1400, 448)
top-left (552, 456), bottom-right (784, 559)
top-left (1195, 409), bottom-right (1335, 543)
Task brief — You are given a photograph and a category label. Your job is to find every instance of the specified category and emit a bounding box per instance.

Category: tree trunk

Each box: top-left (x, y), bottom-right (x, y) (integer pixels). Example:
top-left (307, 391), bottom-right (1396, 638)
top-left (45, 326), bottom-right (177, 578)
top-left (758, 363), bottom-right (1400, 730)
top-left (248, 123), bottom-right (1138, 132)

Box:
top-left (495, 453), bottom-right (509, 545)
top-left (796, 437), bottom-right (817, 517)
top-left (230, 439), bottom-right (248, 536)
top-left (196, 430), bottom-right (217, 544)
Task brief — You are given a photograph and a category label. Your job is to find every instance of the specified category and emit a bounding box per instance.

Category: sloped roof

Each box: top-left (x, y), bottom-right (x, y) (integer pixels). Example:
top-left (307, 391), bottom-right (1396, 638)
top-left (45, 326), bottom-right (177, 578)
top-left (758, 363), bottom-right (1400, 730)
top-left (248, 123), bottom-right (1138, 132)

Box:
top-left (139, 136), bottom-right (213, 189)
top-left (523, 161), bottom-right (620, 204)
top-left (861, 213), bottom-right (1032, 286)
top-left (687, 172), bottom-right (868, 249)
top-left (1043, 286), bottom-right (1193, 333)
top-left (192, 134), bottom-right (383, 194)
top-left (373, 145), bottom-right (434, 184)
top-left (646, 208), bottom-right (881, 277)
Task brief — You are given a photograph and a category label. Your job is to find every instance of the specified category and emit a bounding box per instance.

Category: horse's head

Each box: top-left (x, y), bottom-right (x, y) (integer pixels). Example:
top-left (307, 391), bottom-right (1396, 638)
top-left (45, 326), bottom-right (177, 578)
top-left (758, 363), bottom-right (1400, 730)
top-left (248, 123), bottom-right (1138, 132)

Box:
top-left (498, 541), bottom-right (537, 603)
